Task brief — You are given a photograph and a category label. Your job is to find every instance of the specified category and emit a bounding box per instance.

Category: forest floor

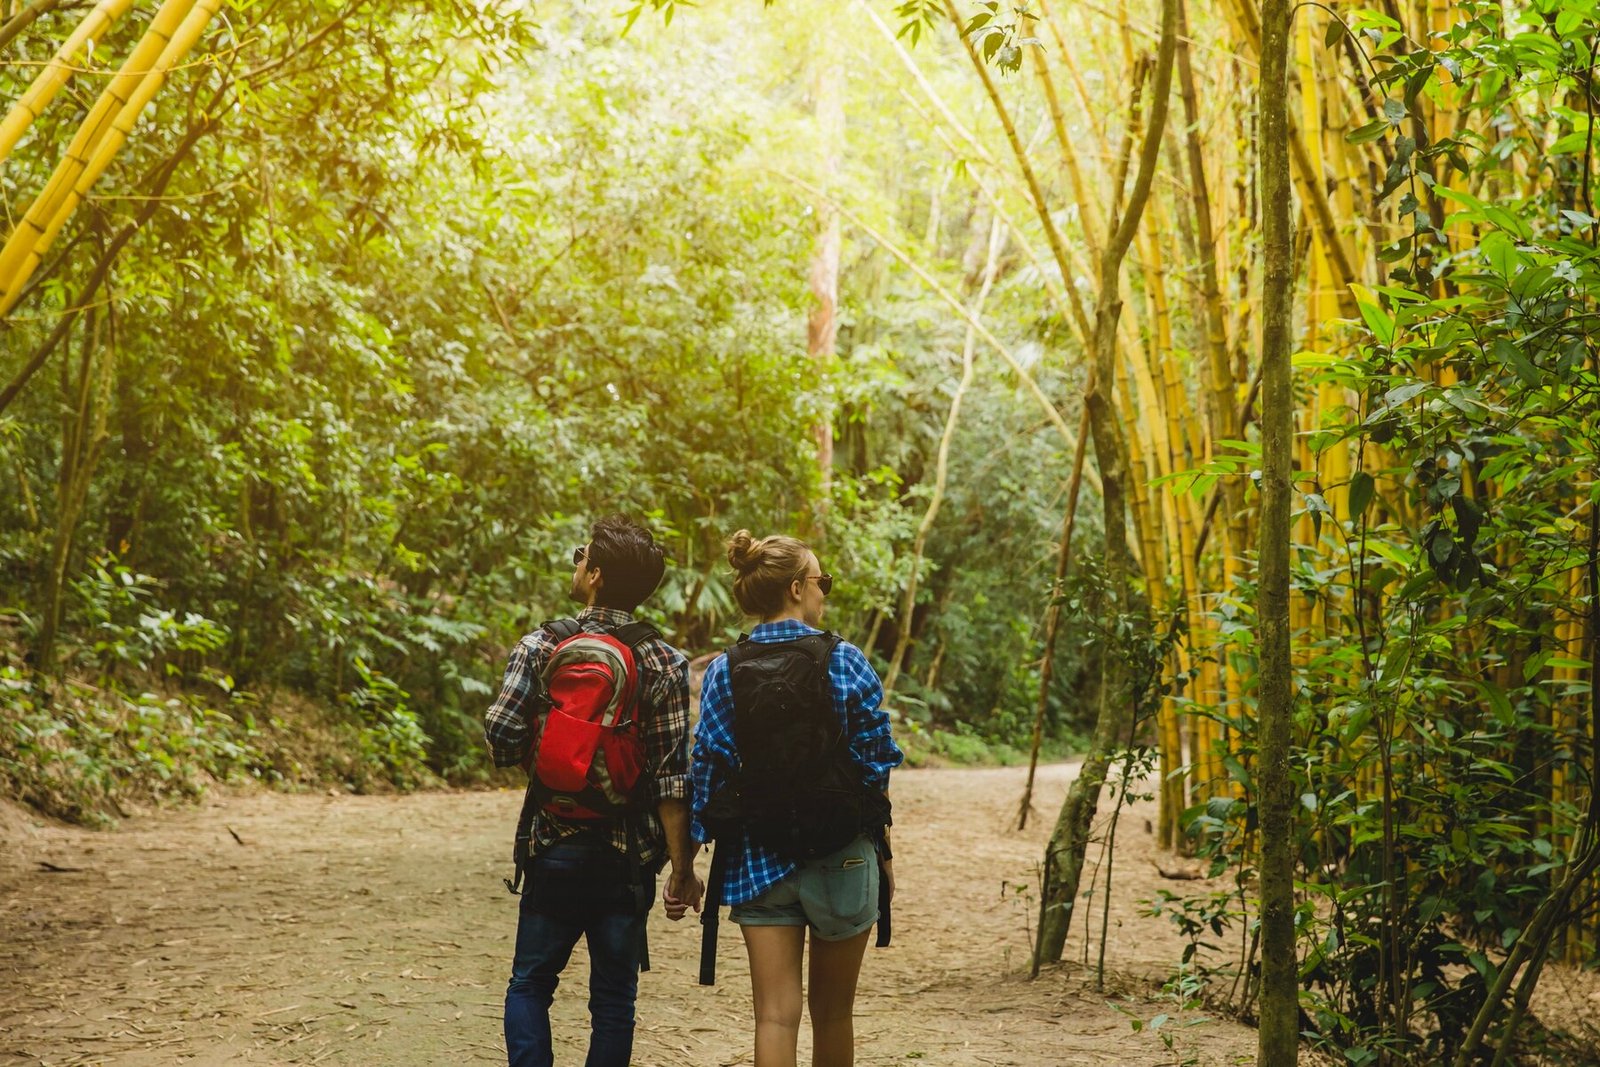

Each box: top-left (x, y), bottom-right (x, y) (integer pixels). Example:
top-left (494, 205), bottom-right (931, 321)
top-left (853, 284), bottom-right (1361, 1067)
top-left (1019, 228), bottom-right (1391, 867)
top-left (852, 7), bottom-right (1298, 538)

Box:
top-left (0, 759), bottom-right (1570, 1066)
top-left (1, 762), bottom-right (1251, 1066)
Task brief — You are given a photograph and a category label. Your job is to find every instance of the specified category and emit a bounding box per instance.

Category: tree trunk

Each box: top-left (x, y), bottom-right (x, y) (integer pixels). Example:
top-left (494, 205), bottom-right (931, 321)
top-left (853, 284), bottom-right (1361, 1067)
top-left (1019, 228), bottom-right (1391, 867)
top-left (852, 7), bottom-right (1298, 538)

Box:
top-left (1034, 0), bottom-right (1180, 971)
top-left (36, 299), bottom-right (114, 677)
top-left (806, 50), bottom-right (844, 532)
top-left (1018, 403), bottom-right (1091, 831)
top-left (1256, 0), bottom-right (1298, 1059)
top-left (104, 354), bottom-right (148, 559)
top-left (0, 0), bottom-right (213, 314)
top-left (0, 0), bottom-right (134, 168)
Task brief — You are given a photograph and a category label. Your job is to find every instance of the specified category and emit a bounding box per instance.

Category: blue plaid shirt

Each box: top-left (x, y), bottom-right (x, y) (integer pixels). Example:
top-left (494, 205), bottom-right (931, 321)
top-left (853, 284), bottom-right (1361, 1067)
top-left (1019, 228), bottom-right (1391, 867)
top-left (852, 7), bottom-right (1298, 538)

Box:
top-left (690, 620), bottom-right (903, 905)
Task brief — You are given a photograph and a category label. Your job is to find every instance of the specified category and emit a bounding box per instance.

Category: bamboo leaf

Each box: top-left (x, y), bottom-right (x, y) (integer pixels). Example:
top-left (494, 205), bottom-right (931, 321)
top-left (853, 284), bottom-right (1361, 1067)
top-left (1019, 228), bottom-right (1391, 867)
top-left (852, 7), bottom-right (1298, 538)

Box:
top-left (1550, 130), bottom-right (1590, 155)
top-left (1451, 494), bottom-right (1484, 546)
top-left (1348, 472), bottom-right (1374, 520)
top-left (1480, 230), bottom-right (1520, 279)
top-left (1347, 119), bottom-right (1388, 144)
top-left (1357, 295), bottom-right (1395, 345)
top-left (1491, 339), bottom-right (1541, 388)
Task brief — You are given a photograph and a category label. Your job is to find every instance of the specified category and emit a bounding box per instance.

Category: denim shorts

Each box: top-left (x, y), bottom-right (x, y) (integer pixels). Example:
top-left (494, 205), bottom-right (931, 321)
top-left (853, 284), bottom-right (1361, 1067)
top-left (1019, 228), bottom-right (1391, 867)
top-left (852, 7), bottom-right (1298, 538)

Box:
top-left (730, 834), bottom-right (879, 941)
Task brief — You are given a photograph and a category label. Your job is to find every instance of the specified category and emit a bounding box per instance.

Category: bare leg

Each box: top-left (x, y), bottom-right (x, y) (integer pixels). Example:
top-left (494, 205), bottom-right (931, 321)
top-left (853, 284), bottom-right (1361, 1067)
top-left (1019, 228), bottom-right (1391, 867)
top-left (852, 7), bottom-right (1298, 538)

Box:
top-left (743, 925), bottom-right (806, 1067)
top-left (807, 929), bottom-right (870, 1067)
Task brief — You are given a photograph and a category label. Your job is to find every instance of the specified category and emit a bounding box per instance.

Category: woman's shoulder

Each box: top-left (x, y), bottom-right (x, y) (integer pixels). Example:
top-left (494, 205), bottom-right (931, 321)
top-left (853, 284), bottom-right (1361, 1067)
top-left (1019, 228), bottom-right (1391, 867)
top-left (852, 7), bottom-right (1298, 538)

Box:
top-left (825, 635), bottom-right (880, 682)
top-left (826, 633), bottom-right (863, 656)
top-left (702, 649), bottom-right (732, 680)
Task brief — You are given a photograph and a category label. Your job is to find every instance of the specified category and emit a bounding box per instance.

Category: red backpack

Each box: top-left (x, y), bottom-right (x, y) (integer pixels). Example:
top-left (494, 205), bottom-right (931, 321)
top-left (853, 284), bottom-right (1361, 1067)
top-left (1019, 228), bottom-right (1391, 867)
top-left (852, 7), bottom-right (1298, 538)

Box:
top-left (506, 618), bottom-right (658, 894)
top-left (528, 618), bottom-right (657, 819)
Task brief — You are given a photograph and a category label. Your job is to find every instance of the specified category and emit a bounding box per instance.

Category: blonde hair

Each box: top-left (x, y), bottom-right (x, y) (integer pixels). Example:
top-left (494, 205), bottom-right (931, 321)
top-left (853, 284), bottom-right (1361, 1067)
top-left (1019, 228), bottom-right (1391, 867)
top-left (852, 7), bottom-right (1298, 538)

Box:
top-left (726, 529), bottom-right (812, 618)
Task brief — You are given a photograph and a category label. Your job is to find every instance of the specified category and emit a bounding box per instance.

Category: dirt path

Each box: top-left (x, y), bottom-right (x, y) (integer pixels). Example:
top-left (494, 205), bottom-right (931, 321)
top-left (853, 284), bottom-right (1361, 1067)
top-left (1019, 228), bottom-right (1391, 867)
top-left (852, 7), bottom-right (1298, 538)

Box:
top-left (0, 765), bottom-right (1259, 1066)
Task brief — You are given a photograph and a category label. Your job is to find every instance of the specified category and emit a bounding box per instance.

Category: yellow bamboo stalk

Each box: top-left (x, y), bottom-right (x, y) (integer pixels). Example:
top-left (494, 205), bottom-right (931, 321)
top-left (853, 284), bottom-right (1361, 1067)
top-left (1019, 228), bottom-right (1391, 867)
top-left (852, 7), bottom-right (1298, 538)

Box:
top-left (1030, 42), bottom-right (1106, 263)
top-left (0, 0), bottom-right (200, 312)
top-left (1194, 590), bottom-right (1223, 798)
top-left (1217, 0), bottom-right (1359, 313)
top-left (0, 0), bottom-right (136, 169)
top-left (1035, 0), bottom-right (1108, 147)
top-left (24, 0), bottom-right (223, 295)
top-left (856, 0), bottom-right (997, 169)
top-left (1117, 355), bottom-right (1155, 581)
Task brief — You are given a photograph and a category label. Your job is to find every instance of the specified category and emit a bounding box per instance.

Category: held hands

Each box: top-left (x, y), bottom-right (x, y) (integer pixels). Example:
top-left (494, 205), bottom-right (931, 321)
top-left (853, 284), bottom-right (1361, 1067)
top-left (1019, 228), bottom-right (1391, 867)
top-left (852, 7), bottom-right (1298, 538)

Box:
top-left (662, 866), bottom-right (705, 922)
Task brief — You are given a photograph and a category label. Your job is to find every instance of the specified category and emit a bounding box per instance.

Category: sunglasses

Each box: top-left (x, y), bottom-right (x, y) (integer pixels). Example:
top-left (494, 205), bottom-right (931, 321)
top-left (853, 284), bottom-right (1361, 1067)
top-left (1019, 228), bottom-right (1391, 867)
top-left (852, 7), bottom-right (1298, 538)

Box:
top-left (572, 545), bottom-right (588, 566)
top-left (798, 573), bottom-right (834, 597)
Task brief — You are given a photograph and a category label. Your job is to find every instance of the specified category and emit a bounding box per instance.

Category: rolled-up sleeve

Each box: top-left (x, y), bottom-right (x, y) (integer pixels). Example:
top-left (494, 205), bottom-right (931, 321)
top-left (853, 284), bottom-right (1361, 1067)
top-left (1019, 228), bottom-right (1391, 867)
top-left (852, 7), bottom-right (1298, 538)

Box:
top-left (835, 642), bottom-right (903, 790)
top-left (641, 651), bottom-right (691, 804)
top-left (484, 638), bottom-right (543, 768)
top-left (690, 655), bottom-right (738, 844)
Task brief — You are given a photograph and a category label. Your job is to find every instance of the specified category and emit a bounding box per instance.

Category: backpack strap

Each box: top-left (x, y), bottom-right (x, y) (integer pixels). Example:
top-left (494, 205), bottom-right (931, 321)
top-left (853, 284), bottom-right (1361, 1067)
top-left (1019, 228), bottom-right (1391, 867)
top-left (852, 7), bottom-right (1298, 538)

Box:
top-left (610, 620), bottom-right (660, 651)
top-left (541, 617), bottom-right (582, 643)
top-left (807, 631), bottom-right (843, 678)
top-left (504, 779), bottom-right (541, 895)
top-left (724, 634), bottom-right (759, 669)
top-left (506, 619), bottom-right (583, 887)
top-left (875, 846), bottom-right (892, 948)
top-left (698, 843), bottom-right (729, 985)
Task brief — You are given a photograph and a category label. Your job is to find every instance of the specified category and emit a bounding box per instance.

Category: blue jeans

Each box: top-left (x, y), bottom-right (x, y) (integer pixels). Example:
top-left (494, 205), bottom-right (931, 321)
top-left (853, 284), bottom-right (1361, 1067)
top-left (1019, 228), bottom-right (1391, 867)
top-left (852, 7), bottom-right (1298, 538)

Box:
top-left (504, 840), bottom-right (651, 1067)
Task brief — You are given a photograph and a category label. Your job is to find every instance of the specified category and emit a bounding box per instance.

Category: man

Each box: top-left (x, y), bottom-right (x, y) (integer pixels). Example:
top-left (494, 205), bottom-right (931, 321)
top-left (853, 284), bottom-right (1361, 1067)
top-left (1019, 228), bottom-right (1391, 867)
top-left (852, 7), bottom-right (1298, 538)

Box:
top-left (485, 514), bottom-right (703, 1067)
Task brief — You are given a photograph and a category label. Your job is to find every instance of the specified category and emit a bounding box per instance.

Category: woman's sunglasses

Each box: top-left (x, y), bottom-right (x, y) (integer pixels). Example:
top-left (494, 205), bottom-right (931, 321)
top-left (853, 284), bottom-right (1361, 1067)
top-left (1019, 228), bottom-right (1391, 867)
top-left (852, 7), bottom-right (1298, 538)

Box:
top-left (799, 573), bottom-right (834, 597)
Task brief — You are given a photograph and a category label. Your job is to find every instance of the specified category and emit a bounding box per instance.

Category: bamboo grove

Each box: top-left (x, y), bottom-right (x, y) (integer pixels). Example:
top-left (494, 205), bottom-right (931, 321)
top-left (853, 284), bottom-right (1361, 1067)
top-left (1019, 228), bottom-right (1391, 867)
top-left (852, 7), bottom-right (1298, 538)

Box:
top-left (4, 0), bottom-right (1600, 1062)
top-left (873, 0), bottom-right (1600, 1059)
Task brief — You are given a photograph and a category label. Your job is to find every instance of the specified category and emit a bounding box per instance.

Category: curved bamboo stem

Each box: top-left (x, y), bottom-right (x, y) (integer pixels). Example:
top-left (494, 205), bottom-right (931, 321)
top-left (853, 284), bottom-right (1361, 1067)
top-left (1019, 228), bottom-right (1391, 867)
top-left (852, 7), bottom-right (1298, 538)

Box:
top-left (883, 216), bottom-right (1005, 702)
top-left (0, 0), bottom-right (202, 314)
top-left (0, 0), bottom-right (136, 168)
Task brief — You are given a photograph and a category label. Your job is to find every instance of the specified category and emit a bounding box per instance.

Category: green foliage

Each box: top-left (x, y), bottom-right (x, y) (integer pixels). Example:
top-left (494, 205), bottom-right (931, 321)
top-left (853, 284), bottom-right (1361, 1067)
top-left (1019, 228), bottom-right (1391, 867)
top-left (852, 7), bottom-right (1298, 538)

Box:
top-left (0, 664), bottom-right (267, 824)
top-left (0, 1), bottom-right (1094, 818)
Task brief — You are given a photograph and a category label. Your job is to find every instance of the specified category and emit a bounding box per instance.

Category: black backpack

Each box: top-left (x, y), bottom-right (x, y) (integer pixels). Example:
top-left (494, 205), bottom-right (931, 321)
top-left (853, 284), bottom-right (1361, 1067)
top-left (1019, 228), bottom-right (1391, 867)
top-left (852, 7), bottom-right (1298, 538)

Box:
top-left (698, 633), bottom-right (891, 984)
top-left (717, 633), bottom-right (882, 858)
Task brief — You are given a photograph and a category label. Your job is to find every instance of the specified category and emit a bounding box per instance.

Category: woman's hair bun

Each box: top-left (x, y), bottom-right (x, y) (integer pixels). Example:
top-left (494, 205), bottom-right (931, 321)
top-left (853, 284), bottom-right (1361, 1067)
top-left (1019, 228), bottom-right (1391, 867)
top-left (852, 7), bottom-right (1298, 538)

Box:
top-left (726, 529), bottom-right (759, 572)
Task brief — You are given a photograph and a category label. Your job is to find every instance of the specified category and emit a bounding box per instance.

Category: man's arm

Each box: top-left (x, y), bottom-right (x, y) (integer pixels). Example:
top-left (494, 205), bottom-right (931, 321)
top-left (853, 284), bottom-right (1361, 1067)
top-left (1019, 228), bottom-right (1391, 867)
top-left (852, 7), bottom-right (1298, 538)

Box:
top-left (483, 639), bottom-right (543, 767)
top-left (642, 651), bottom-right (704, 916)
top-left (659, 796), bottom-right (703, 918)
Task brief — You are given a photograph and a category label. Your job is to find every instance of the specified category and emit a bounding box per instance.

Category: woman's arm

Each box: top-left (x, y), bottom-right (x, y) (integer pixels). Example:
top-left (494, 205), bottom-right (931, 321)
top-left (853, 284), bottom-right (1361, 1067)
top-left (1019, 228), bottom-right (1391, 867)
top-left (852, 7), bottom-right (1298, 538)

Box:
top-left (834, 641), bottom-right (905, 789)
top-left (688, 654), bottom-right (738, 844)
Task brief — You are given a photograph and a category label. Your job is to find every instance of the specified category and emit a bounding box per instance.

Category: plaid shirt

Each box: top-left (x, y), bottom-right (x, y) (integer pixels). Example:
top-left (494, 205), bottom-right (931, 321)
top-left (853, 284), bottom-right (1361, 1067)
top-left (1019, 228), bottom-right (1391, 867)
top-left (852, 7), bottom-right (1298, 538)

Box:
top-left (690, 620), bottom-right (903, 906)
top-left (484, 605), bottom-right (691, 871)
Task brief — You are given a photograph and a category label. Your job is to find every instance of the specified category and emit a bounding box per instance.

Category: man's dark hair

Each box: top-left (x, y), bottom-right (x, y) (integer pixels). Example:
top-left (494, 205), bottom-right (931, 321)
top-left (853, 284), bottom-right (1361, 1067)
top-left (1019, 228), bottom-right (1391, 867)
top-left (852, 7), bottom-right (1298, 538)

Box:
top-left (588, 514), bottom-right (667, 612)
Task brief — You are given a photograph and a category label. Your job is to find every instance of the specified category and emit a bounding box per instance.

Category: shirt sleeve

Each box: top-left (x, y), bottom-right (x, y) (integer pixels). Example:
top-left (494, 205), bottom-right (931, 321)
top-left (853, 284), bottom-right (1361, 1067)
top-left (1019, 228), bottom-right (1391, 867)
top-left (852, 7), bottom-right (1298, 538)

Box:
top-left (483, 636), bottom-right (546, 768)
top-left (690, 655), bottom-right (738, 844)
top-left (640, 648), bottom-right (691, 805)
top-left (834, 641), bottom-right (904, 791)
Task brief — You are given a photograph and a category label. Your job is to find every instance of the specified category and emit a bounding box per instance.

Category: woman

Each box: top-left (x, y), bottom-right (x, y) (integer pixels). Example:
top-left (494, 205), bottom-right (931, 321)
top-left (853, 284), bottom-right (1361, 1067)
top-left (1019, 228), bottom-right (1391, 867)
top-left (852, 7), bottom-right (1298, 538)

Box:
top-left (675, 530), bottom-right (902, 1067)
